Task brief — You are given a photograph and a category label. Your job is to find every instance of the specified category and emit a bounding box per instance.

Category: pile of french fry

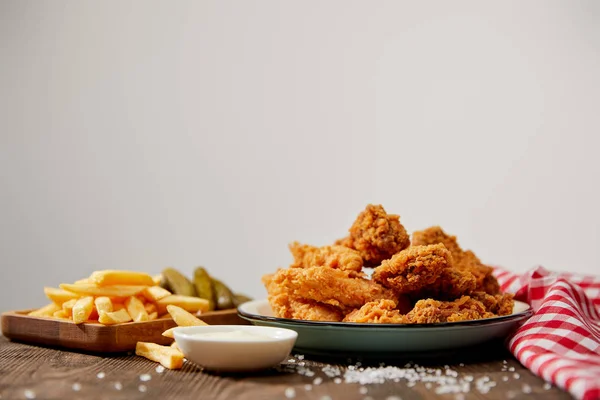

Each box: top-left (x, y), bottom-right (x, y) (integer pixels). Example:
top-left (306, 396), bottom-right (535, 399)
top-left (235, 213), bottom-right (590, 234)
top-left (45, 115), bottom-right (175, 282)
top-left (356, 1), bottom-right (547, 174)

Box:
top-left (29, 270), bottom-right (209, 325)
top-left (136, 304), bottom-right (209, 369)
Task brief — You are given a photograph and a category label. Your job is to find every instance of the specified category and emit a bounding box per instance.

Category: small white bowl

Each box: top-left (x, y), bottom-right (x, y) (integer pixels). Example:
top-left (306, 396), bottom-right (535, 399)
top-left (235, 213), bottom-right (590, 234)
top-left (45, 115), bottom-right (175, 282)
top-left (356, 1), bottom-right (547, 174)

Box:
top-left (173, 325), bottom-right (298, 372)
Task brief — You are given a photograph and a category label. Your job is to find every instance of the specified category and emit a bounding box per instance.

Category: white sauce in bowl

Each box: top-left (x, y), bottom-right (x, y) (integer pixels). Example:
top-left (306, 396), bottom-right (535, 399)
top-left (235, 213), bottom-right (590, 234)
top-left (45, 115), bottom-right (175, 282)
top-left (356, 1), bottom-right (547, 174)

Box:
top-left (190, 329), bottom-right (273, 342)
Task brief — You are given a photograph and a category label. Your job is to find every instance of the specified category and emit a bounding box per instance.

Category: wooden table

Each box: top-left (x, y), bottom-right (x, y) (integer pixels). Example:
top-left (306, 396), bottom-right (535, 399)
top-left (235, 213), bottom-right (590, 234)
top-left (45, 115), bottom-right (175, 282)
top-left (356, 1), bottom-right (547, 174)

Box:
top-left (0, 336), bottom-right (571, 400)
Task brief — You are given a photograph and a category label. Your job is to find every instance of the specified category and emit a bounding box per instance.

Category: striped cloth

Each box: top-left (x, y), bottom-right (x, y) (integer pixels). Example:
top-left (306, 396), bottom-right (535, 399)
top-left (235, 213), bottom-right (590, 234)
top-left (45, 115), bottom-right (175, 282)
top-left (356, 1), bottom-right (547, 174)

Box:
top-left (494, 266), bottom-right (600, 400)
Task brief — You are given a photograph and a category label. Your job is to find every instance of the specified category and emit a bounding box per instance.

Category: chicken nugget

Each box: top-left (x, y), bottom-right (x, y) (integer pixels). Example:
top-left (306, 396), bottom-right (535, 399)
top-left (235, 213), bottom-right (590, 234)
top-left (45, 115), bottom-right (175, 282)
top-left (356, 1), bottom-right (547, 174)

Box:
top-left (405, 296), bottom-right (495, 324)
top-left (412, 226), bottom-right (500, 294)
top-left (265, 266), bottom-right (397, 311)
top-left (372, 244), bottom-right (450, 294)
top-left (343, 204), bottom-right (410, 267)
top-left (289, 242), bottom-right (363, 272)
top-left (343, 300), bottom-right (408, 324)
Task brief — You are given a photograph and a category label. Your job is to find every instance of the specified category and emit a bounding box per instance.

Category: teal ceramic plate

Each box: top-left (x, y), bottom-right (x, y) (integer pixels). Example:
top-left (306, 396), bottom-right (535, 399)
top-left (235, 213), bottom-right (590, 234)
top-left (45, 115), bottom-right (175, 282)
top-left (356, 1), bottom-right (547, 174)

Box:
top-left (238, 299), bottom-right (532, 354)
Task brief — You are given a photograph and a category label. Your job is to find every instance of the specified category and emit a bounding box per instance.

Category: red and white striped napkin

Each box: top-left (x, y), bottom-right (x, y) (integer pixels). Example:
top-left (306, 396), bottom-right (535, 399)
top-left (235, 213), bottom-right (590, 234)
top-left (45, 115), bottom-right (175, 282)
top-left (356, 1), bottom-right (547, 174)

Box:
top-left (494, 266), bottom-right (600, 400)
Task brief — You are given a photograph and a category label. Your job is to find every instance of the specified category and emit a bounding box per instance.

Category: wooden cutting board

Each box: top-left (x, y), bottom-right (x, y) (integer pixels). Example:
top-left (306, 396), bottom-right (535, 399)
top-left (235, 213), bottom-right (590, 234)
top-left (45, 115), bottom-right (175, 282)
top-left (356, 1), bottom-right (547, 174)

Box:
top-left (1, 309), bottom-right (249, 353)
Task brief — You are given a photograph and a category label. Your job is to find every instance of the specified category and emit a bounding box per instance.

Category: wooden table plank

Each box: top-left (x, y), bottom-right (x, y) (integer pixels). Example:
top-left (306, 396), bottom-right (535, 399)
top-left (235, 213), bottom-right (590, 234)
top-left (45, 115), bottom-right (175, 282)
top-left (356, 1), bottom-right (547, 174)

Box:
top-left (0, 337), bottom-right (571, 400)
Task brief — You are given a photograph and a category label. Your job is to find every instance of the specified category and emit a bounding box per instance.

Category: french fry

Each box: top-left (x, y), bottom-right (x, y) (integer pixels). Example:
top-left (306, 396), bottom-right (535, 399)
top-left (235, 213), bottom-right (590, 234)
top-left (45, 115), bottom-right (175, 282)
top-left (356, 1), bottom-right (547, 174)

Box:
top-left (152, 274), bottom-right (162, 286)
top-left (74, 278), bottom-right (94, 284)
top-left (94, 297), bottom-right (113, 314)
top-left (43, 287), bottom-right (79, 306)
top-left (135, 342), bottom-right (183, 369)
top-left (28, 303), bottom-right (61, 317)
top-left (98, 308), bottom-right (133, 325)
top-left (144, 303), bottom-right (157, 314)
top-left (167, 305), bottom-right (208, 327)
top-left (125, 296), bottom-right (148, 322)
top-left (156, 295), bottom-right (209, 315)
top-left (53, 309), bottom-right (70, 319)
top-left (148, 311), bottom-right (158, 320)
top-left (62, 298), bottom-right (78, 316)
top-left (72, 296), bottom-right (94, 324)
top-left (141, 286), bottom-right (171, 302)
top-left (60, 283), bottom-right (148, 298)
top-left (91, 270), bottom-right (155, 287)
top-left (162, 328), bottom-right (176, 338)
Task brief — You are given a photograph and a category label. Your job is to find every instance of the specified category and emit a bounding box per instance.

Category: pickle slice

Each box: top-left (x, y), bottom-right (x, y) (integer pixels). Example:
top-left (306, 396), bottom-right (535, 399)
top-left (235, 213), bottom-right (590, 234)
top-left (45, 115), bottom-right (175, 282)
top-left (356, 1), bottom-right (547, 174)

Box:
top-left (211, 278), bottom-right (235, 310)
top-left (193, 267), bottom-right (216, 311)
top-left (161, 267), bottom-right (197, 297)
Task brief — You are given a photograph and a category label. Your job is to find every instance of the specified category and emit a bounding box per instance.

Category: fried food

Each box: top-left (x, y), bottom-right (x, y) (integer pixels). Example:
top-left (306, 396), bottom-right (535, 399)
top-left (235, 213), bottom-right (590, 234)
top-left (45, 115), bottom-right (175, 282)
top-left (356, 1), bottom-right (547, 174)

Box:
top-left (342, 204), bottom-right (410, 267)
top-left (412, 226), bottom-right (500, 294)
top-left (135, 342), bottom-right (184, 370)
top-left (372, 244), bottom-right (451, 294)
top-left (343, 300), bottom-right (405, 323)
top-left (263, 272), bottom-right (345, 321)
top-left (405, 296), bottom-right (496, 323)
top-left (470, 291), bottom-right (514, 316)
top-left (263, 205), bottom-right (514, 325)
top-left (289, 242), bottom-right (363, 272)
top-left (343, 299), bottom-right (413, 323)
top-left (264, 266), bottom-right (397, 312)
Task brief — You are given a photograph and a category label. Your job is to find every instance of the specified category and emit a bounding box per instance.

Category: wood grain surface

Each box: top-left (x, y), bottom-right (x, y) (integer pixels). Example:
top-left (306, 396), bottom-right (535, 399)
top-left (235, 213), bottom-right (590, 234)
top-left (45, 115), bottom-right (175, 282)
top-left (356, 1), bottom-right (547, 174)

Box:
top-left (1, 309), bottom-right (249, 353)
top-left (0, 336), bottom-right (571, 400)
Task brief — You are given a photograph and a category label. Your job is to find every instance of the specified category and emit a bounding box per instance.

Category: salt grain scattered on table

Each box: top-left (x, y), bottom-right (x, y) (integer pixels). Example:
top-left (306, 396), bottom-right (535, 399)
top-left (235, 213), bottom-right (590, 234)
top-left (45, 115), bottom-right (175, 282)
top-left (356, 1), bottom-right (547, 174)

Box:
top-left (24, 389), bottom-right (35, 399)
top-left (522, 384), bottom-right (532, 394)
top-left (155, 365), bottom-right (165, 374)
top-left (313, 377), bottom-right (323, 385)
top-left (114, 382), bottom-right (123, 391)
top-left (96, 372), bottom-right (105, 379)
top-left (386, 396), bottom-right (402, 400)
top-left (454, 394), bottom-right (465, 400)
top-left (543, 382), bottom-right (552, 390)
top-left (502, 376), bottom-right (509, 382)
top-left (304, 384), bottom-right (312, 391)
top-left (508, 367), bottom-right (515, 372)
top-left (513, 373), bottom-right (520, 380)
top-left (139, 374), bottom-right (151, 382)
top-left (72, 383), bottom-right (81, 391)
top-left (334, 377), bottom-right (342, 384)
top-left (138, 384), bottom-right (147, 393)
top-left (284, 387), bottom-right (296, 398)
top-left (320, 396), bottom-right (332, 400)
top-left (359, 386), bottom-right (368, 394)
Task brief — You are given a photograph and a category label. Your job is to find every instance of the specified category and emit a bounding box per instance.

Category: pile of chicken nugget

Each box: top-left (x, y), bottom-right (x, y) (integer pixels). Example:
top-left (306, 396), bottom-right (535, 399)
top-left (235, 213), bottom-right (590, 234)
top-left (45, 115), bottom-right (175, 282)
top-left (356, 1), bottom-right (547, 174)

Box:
top-left (262, 204), bottom-right (514, 324)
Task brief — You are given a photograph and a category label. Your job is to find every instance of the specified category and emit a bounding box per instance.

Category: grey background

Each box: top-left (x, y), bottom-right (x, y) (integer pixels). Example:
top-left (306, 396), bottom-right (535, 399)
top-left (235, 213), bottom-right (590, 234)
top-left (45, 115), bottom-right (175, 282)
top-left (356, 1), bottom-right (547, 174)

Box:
top-left (1, 1), bottom-right (599, 312)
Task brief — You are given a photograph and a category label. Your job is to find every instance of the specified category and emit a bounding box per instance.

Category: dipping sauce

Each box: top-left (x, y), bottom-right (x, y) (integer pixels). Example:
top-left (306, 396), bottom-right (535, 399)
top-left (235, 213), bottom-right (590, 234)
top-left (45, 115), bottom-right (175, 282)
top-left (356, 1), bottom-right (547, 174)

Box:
top-left (190, 330), bottom-right (274, 342)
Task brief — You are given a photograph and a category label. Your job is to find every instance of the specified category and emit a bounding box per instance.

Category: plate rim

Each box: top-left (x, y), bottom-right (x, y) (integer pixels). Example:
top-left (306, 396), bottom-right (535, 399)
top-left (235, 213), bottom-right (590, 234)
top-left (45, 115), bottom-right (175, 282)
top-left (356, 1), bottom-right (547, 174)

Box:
top-left (238, 299), bottom-right (533, 329)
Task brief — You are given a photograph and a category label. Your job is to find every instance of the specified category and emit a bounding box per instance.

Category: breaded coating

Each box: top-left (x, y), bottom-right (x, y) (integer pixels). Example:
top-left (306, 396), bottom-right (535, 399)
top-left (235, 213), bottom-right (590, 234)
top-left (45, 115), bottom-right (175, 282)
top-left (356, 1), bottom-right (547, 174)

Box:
top-left (405, 296), bottom-right (496, 323)
top-left (343, 300), bottom-right (408, 324)
top-left (412, 226), bottom-right (463, 256)
top-left (471, 291), bottom-right (514, 316)
top-left (412, 226), bottom-right (500, 294)
top-left (289, 242), bottom-right (363, 272)
top-left (415, 267), bottom-right (477, 301)
top-left (262, 272), bottom-right (344, 321)
top-left (264, 266), bottom-right (397, 311)
top-left (271, 295), bottom-right (344, 321)
top-left (343, 204), bottom-right (410, 267)
top-left (372, 244), bottom-right (451, 294)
